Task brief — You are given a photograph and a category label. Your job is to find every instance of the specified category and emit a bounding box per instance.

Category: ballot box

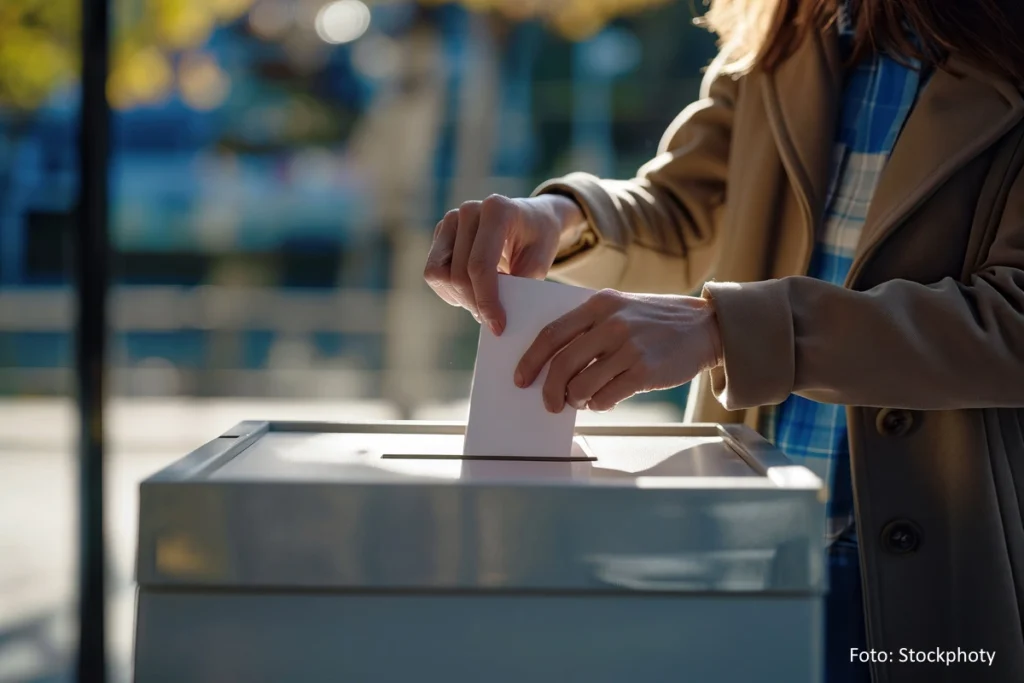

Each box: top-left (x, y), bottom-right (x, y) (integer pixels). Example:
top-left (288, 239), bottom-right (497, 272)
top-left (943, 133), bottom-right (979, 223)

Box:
top-left (134, 421), bottom-right (826, 683)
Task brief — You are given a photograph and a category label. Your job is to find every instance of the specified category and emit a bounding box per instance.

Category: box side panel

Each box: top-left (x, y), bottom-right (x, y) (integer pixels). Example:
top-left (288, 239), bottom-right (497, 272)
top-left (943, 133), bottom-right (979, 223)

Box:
top-left (137, 483), bottom-right (825, 593)
top-left (135, 590), bottom-right (823, 683)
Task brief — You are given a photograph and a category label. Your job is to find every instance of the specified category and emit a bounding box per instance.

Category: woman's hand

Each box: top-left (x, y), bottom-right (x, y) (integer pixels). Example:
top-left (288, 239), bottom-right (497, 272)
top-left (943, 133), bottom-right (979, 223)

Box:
top-left (514, 289), bottom-right (724, 413)
top-left (423, 194), bottom-right (586, 336)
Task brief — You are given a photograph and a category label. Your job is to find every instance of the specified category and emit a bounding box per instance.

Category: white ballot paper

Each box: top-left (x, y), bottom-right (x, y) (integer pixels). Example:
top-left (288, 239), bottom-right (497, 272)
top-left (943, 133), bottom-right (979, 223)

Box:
top-left (463, 274), bottom-right (594, 458)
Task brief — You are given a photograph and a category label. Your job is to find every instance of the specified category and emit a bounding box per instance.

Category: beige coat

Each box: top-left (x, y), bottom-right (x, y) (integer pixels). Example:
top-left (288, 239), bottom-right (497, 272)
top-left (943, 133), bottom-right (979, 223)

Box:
top-left (535, 22), bottom-right (1024, 683)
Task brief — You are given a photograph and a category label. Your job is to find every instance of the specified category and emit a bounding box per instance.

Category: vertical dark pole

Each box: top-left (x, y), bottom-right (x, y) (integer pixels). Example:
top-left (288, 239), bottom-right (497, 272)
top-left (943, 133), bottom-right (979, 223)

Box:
top-left (76, 0), bottom-right (110, 678)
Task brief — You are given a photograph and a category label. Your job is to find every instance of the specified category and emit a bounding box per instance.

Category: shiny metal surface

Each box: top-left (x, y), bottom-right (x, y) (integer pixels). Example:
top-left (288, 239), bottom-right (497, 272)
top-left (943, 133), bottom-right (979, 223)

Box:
top-left (137, 421), bottom-right (825, 593)
top-left (135, 591), bottom-right (823, 683)
top-left (206, 431), bottom-right (756, 483)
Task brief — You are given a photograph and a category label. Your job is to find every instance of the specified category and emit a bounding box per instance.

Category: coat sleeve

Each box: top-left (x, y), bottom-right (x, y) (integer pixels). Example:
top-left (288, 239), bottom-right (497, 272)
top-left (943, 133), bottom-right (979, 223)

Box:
top-left (531, 53), bottom-right (739, 295)
top-left (702, 166), bottom-right (1024, 411)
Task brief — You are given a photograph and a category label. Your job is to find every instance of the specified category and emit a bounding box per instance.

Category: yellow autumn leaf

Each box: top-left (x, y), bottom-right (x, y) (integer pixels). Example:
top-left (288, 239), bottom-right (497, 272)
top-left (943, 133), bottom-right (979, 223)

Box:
top-left (111, 45), bottom-right (174, 106)
top-left (209, 0), bottom-right (257, 22)
top-left (149, 0), bottom-right (216, 50)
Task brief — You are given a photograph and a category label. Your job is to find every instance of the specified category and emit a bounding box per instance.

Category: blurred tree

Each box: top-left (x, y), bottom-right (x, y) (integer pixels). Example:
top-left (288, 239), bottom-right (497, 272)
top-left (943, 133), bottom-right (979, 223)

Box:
top-left (418, 0), bottom-right (676, 40)
top-left (0, 0), bottom-right (253, 274)
top-left (0, 0), bottom-right (253, 113)
top-left (0, 0), bottom-right (683, 113)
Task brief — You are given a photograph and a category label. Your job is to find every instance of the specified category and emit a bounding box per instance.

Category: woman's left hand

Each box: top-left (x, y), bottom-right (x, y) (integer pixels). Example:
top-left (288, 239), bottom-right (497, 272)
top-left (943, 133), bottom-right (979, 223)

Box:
top-left (514, 289), bottom-right (724, 413)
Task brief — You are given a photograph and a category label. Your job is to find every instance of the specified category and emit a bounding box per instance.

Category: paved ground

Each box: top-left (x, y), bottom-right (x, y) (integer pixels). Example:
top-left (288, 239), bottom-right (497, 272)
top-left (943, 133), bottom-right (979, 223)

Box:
top-left (0, 397), bottom-right (680, 682)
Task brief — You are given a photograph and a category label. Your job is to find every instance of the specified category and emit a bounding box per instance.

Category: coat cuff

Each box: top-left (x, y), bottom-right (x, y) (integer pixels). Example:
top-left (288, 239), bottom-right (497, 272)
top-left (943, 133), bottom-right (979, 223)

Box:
top-left (702, 279), bottom-right (796, 410)
top-left (532, 173), bottom-right (628, 288)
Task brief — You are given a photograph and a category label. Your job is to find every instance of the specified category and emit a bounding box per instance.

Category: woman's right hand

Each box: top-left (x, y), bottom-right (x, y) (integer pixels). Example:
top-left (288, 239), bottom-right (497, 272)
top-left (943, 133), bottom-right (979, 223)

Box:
top-left (423, 193), bottom-right (586, 336)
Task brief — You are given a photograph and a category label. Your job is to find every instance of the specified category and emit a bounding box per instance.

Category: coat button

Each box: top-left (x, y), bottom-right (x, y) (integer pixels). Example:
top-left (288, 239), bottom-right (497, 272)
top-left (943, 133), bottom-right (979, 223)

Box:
top-left (882, 520), bottom-right (922, 554)
top-left (876, 408), bottom-right (915, 437)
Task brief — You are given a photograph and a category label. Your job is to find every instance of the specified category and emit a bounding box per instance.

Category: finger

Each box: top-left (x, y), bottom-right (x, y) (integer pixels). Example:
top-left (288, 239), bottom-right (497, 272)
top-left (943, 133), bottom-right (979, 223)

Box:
top-left (588, 366), bottom-right (646, 412)
top-left (543, 322), bottom-right (626, 413)
top-left (515, 303), bottom-right (597, 390)
top-left (450, 201), bottom-right (483, 316)
top-left (565, 345), bottom-right (635, 410)
top-left (423, 211), bottom-right (461, 307)
top-left (469, 196), bottom-right (514, 335)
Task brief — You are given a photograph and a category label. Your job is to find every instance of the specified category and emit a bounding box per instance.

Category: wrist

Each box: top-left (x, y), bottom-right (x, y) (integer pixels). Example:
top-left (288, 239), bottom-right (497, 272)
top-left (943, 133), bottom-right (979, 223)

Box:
top-left (538, 193), bottom-right (589, 255)
top-left (699, 292), bottom-right (724, 370)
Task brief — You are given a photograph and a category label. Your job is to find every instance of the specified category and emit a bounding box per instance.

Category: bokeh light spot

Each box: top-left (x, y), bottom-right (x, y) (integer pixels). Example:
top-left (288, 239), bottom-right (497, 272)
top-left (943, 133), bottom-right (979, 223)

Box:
top-left (314, 0), bottom-right (371, 45)
top-left (178, 52), bottom-right (231, 110)
top-left (248, 0), bottom-right (293, 39)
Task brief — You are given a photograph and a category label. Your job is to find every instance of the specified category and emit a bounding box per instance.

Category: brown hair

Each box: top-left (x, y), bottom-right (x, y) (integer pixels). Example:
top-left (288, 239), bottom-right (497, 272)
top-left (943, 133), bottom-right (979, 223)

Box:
top-left (698, 0), bottom-right (1024, 81)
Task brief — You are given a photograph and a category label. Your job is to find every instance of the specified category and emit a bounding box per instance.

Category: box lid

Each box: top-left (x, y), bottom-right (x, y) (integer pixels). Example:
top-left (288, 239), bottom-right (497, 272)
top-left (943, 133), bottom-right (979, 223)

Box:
top-left (137, 421), bottom-right (826, 594)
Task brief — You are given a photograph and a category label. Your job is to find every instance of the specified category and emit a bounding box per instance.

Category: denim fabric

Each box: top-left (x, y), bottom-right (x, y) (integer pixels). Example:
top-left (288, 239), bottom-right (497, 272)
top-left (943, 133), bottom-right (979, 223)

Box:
top-left (824, 538), bottom-right (872, 683)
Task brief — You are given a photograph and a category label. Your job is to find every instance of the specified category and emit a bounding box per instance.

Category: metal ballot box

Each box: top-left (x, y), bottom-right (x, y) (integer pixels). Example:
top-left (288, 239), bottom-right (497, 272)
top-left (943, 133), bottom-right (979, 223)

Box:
top-left (134, 421), bottom-right (826, 683)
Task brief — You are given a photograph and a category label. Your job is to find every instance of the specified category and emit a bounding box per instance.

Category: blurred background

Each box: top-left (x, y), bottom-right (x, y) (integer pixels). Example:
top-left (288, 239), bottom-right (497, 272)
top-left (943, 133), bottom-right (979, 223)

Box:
top-left (0, 0), bottom-right (716, 680)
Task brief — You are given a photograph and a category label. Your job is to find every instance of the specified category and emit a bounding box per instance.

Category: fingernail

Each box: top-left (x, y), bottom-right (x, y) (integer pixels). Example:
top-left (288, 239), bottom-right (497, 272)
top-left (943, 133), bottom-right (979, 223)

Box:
top-left (514, 370), bottom-right (524, 387)
top-left (572, 399), bottom-right (586, 410)
top-left (489, 320), bottom-right (502, 336)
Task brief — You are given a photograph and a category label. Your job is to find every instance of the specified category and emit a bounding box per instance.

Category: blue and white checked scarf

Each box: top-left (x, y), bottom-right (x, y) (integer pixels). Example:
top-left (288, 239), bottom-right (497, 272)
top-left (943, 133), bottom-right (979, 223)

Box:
top-left (760, 8), bottom-right (927, 541)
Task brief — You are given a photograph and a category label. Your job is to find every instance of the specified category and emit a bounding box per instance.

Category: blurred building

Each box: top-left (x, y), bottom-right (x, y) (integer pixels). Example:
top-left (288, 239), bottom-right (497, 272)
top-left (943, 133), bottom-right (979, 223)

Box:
top-left (0, 0), bottom-right (716, 408)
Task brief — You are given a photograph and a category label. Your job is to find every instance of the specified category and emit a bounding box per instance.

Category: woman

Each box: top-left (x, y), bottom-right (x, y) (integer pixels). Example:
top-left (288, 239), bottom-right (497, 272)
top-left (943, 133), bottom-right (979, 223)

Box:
top-left (423, 1), bottom-right (1024, 681)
